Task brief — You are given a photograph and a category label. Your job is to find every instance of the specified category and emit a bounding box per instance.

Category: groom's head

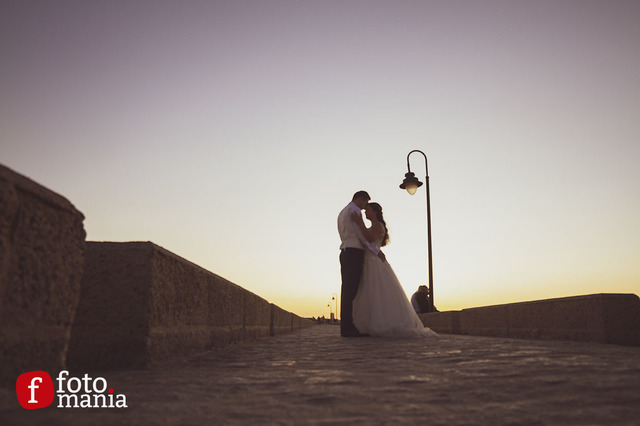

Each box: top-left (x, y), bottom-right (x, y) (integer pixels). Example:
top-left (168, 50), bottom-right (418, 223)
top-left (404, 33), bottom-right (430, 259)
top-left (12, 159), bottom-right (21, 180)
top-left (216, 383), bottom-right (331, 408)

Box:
top-left (352, 190), bottom-right (370, 209)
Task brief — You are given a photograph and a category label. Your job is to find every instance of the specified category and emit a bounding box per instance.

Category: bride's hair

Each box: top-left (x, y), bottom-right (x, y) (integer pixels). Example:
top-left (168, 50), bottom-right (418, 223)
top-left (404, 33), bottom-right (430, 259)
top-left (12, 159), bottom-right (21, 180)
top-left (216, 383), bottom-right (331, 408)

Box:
top-left (368, 202), bottom-right (389, 247)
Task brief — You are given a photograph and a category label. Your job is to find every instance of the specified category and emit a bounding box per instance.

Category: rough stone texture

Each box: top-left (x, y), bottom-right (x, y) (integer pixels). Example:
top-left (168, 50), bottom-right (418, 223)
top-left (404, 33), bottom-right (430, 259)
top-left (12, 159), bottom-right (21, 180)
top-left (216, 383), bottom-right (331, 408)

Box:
top-left (421, 293), bottom-right (640, 346)
top-left (419, 310), bottom-right (460, 334)
top-left (0, 164), bottom-right (86, 387)
top-left (2, 326), bottom-right (639, 425)
top-left (270, 303), bottom-right (293, 336)
top-left (244, 291), bottom-right (272, 341)
top-left (67, 242), bottom-right (313, 371)
top-left (292, 313), bottom-right (309, 330)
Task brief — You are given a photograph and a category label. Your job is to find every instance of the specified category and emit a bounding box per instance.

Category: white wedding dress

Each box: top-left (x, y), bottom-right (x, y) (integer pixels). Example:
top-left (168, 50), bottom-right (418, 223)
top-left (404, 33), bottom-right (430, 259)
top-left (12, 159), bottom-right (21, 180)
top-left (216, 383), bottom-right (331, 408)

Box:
top-left (353, 238), bottom-right (437, 338)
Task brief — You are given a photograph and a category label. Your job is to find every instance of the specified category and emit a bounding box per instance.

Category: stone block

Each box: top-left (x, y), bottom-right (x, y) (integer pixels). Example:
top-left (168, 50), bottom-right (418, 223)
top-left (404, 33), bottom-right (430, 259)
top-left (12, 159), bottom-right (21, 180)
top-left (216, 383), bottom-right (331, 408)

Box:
top-left (207, 271), bottom-right (245, 347)
top-left (148, 245), bottom-right (215, 361)
top-left (504, 295), bottom-right (607, 341)
top-left (292, 314), bottom-right (315, 330)
top-left (243, 291), bottom-right (272, 340)
top-left (0, 164), bottom-right (85, 386)
top-left (600, 294), bottom-right (640, 346)
top-left (456, 294), bottom-right (640, 346)
top-left (459, 304), bottom-right (510, 338)
top-left (68, 241), bottom-right (306, 371)
top-left (270, 304), bottom-right (292, 336)
top-left (419, 310), bottom-right (460, 334)
top-left (67, 242), bottom-right (153, 370)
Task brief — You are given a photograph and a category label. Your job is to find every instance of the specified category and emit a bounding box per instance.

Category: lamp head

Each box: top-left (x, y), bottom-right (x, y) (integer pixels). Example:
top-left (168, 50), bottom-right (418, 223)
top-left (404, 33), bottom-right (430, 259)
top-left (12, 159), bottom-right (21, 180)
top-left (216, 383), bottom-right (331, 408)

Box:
top-left (399, 172), bottom-right (423, 195)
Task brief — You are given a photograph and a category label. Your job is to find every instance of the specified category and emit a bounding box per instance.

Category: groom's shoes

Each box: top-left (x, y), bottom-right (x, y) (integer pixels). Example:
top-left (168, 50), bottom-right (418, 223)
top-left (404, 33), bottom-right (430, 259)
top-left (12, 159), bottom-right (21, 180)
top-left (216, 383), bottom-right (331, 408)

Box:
top-left (341, 324), bottom-right (371, 338)
top-left (341, 329), bottom-right (370, 338)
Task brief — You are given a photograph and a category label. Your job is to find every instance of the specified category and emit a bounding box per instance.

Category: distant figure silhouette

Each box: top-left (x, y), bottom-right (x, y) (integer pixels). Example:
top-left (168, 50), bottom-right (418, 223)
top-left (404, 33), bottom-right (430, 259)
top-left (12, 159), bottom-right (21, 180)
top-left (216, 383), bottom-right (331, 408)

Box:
top-left (411, 285), bottom-right (431, 314)
top-left (350, 202), bottom-right (437, 338)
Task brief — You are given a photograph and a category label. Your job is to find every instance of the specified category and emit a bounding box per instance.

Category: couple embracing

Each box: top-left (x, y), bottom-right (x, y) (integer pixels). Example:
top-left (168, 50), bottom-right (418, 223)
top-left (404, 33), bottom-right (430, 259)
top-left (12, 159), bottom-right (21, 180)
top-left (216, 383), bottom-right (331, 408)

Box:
top-left (338, 191), bottom-right (437, 338)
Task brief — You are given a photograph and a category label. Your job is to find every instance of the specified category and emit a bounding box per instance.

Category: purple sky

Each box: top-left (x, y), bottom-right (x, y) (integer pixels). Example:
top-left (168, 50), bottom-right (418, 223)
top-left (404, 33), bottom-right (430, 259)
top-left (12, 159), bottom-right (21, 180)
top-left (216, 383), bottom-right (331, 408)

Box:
top-left (2, 0), bottom-right (639, 317)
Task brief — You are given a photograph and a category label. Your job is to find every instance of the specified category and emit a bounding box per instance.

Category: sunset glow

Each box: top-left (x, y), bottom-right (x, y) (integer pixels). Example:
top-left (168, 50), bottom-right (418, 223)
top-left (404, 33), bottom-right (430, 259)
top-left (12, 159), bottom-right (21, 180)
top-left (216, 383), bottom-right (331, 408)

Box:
top-left (2, 0), bottom-right (639, 318)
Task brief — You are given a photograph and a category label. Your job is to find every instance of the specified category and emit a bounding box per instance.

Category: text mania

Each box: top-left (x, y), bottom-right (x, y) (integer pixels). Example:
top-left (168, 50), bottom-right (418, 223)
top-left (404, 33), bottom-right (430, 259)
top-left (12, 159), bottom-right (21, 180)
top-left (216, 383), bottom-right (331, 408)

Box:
top-left (57, 371), bottom-right (127, 408)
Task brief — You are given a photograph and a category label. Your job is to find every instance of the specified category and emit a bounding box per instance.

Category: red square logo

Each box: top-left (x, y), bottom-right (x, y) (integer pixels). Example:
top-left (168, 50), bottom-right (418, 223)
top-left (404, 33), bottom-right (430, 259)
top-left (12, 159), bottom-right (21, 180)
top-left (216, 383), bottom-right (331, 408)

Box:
top-left (16, 371), bottom-right (54, 409)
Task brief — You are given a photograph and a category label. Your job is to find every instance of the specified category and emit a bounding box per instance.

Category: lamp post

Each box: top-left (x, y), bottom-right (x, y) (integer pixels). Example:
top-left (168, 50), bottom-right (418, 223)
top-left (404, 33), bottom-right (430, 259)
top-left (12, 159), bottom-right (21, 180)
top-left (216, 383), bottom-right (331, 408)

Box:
top-left (399, 149), bottom-right (435, 312)
top-left (331, 293), bottom-right (338, 321)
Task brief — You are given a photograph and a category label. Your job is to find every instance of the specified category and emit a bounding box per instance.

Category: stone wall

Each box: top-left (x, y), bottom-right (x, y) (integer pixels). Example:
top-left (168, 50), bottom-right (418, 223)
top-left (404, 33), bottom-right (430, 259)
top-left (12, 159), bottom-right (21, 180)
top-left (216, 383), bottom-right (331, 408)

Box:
top-left (67, 242), bottom-right (314, 371)
top-left (1, 164), bottom-right (313, 386)
top-left (420, 310), bottom-right (460, 334)
top-left (419, 293), bottom-right (640, 346)
top-left (0, 164), bottom-right (86, 386)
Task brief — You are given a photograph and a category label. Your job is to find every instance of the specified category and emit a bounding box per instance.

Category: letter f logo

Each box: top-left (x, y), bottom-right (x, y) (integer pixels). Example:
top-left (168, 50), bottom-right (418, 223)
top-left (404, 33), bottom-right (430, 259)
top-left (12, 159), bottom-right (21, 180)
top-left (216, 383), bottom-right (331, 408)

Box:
top-left (16, 371), bottom-right (54, 409)
top-left (28, 377), bottom-right (42, 403)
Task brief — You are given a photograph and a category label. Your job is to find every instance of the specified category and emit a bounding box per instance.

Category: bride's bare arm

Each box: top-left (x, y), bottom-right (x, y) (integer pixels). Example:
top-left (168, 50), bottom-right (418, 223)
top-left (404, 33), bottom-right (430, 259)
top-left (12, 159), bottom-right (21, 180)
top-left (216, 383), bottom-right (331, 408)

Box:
top-left (351, 212), bottom-right (384, 242)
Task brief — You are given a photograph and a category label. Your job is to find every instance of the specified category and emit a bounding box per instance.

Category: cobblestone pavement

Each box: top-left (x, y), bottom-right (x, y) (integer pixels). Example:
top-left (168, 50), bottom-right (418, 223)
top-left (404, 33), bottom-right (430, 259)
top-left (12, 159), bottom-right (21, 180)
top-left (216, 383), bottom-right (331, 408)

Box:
top-left (2, 325), bottom-right (640, 425)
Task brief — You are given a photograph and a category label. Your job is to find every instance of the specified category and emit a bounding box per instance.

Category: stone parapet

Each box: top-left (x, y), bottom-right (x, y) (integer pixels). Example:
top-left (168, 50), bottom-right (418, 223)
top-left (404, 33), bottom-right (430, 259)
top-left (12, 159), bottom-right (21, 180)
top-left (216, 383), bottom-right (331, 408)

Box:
top-left (270, 303), bottom-right (293, 336)
top-left (67, 242), bottom-right (314, 371)
top-left (419, 293), bottom-right (640, 346)
top-left (420, 310), bottom-right (460, 334)
top-left (0, 164), bottom-right (86, 386)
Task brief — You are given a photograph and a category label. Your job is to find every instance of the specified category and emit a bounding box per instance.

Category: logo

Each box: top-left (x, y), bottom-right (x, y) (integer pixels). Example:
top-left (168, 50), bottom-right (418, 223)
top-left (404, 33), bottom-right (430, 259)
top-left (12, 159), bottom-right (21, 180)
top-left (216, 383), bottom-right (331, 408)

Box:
top-left (16, 371), bottom-right (55, 409)
top-left (16, 370), bottom-right (127, 409)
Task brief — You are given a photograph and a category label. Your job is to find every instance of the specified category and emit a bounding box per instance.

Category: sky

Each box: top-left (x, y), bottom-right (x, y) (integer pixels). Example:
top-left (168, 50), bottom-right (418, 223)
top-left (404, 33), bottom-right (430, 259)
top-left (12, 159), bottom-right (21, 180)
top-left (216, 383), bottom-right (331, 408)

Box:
top-left (1, 0), bottom-right (639, 319)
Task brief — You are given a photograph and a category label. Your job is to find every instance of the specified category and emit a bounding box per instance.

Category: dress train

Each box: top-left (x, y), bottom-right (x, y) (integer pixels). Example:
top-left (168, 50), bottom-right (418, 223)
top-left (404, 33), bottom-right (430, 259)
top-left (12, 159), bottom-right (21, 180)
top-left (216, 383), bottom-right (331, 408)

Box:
top-left (353, 249), bottom-right (437, 338)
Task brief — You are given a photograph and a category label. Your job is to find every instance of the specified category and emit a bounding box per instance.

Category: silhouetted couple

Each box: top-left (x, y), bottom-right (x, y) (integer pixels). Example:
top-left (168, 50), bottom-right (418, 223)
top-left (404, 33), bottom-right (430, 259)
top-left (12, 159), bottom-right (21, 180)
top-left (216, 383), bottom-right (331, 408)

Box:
top-left (338, 191), bottom-right (437, 338)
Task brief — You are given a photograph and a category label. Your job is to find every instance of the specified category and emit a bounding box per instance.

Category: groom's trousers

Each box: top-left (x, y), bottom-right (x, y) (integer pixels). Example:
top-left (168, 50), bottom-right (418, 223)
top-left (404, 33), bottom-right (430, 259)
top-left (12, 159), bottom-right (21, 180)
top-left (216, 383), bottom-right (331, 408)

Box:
top-left (339, 247), bottom-right (365, 336)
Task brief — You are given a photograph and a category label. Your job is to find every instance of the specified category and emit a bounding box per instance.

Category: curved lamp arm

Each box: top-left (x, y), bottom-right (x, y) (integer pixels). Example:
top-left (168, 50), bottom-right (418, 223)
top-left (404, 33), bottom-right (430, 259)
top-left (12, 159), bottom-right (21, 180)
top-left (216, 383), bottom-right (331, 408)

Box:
top-left (399, 149), bottom-right (435, 312)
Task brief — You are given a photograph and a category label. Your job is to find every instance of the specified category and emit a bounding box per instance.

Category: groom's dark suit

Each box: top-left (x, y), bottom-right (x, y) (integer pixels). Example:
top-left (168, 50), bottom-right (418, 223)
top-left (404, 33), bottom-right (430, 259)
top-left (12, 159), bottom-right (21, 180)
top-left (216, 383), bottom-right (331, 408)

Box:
top-left (339, 247), bottom-right (365, 336)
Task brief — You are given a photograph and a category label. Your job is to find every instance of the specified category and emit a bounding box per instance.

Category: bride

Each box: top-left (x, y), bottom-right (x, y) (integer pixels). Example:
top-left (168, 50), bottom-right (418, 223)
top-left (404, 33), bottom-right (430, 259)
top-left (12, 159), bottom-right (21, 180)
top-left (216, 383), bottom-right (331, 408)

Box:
top-left (351, 203), bottom-right (437, 338)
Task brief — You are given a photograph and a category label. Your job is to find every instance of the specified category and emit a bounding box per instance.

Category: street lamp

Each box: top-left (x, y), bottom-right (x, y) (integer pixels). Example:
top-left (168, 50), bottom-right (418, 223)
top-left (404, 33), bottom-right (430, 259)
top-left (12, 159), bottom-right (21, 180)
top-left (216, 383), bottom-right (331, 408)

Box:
top-left (399, 149), bottom-right (435, 312)
top-left (331, 294), bottom-right (338, 321)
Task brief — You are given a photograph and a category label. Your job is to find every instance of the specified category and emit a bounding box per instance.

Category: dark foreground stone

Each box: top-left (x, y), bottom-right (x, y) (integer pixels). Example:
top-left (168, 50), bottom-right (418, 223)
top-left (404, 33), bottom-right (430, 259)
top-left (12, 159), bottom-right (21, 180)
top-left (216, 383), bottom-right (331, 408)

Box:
top-left (2, 325), bottom-right (639, 425)
top-left (420, 293), bottom-right (640, 346)
top-left (0, 164), bottom-right (86, 387)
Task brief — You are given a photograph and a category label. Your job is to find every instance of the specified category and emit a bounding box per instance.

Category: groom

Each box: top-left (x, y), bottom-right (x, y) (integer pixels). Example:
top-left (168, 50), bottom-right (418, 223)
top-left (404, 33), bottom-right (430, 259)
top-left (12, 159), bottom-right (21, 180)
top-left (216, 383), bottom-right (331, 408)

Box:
top-left (337, 190), bottom-right (384, 337)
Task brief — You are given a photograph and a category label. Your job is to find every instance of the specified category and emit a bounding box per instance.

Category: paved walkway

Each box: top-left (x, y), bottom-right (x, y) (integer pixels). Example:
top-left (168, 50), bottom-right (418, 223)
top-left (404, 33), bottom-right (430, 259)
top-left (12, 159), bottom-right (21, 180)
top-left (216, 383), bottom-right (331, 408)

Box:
top-left (2, 325), bottom-right (640, 425)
